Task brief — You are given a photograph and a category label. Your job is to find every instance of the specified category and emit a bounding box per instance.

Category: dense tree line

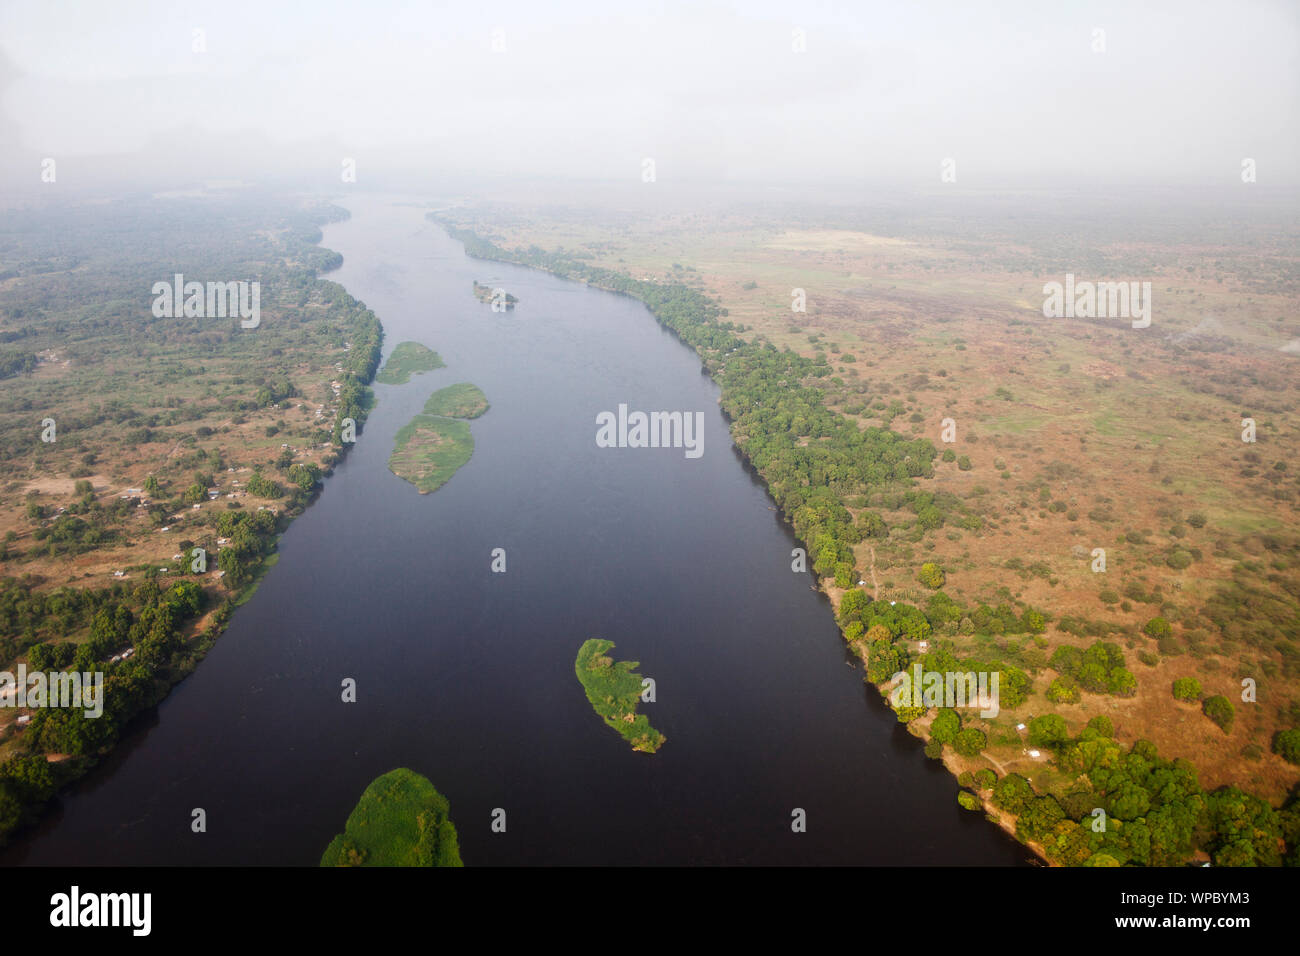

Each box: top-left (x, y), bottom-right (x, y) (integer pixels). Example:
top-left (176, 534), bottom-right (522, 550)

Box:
top-left (0, 576), bottom-right (217, 845)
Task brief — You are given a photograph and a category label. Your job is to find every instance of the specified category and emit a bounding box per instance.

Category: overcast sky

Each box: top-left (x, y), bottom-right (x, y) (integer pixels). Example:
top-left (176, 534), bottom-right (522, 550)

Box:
top-left (0, 0), bottom-right (1296, 191)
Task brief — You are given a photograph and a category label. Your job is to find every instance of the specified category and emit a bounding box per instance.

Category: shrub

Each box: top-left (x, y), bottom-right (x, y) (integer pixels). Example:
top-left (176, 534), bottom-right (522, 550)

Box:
top-left (1107, 668), bottom-right (1137, 697)
top-left (918, 562), bottom-right (945, 589)
top-left (924, 739), bottom-right (944, 759)
top-left (1203, 695), bottom-right (1234, 732)
top-left (957, 791), bottom-right (982, 811)
top-left (1086, 715), bottom-right (1114, 738)
top-left (1143, 617), bottom-right (1172, 640)
top-left (1172, 677), bottom-right (1202, 702)
top-left (974, 768), bottom-right (997, 790)
top-left (957, 455), bottom-right (972, 471)
top-left (1046, 676), bottom-right (1080, 704)
top-left (1273, 729), bottom-right (1300, 766)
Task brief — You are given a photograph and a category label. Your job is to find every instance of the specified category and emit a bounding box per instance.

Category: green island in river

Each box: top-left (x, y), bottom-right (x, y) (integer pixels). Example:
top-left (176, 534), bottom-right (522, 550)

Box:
top-left (388, 383), bottom-right (490, 493)
top-left (575, 639), bottom-right (665, 753)
top-left (320, 768), bottom-right (463, 867)
top-left (472, 280), bottom-right (518, 308)
top-left (375, 341), bottom-right (445, 384)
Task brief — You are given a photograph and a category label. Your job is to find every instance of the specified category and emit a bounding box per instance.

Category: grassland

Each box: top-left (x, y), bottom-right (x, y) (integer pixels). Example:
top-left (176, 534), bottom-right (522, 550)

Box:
top-left (421, 383), bottom-right (489, 419)
top-left (575, 638), bottom-right (665, 753)
top-left (388, 416), bottom-right (474, 494)
top-left (320, 768), bottom-right (463, 867)
top-left (375, 341), bottom-right (444, 385)
top-left (388, 383), bottom-right (489, 494)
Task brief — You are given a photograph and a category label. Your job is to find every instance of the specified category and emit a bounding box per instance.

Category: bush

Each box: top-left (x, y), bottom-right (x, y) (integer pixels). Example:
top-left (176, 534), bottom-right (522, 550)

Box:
top-left (924, 740), bottom-right (944, 759)
top-left (1085, 715), bottom-right (1114, 738)
top-left (1203, 695), bottom-right (1234, 732)
top-left (957, 791), bottom-right (982, 811)
top-left (957, 456), bottom-right (972, 471)
top-left (918, 562), bottom-right (945, 589)
top-left (1144, 617), bottom-right (1172, 640)
top-left (974, 768), bottom-right (997, 790)
top-left (1273, 729), bottom-right (1300, 766)
top-left (1172, 677), bottom-right (1202, 702)
top-left (1107, 667), bottom-right (1137, 697)
top-left (1046, 676), bottom-right (1080, 704)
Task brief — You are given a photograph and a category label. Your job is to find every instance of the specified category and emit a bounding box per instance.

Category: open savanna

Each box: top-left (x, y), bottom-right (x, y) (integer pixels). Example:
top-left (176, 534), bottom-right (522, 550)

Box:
top-left (439, 189), bottom-right (1300, 808)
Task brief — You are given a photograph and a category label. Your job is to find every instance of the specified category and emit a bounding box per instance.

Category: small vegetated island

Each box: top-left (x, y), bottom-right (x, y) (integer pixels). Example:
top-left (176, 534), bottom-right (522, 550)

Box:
top-left (575, 638), bottom-right (665, 753)
top-left (389, 383), bottom-right (490, 494)
top-left (374, 341), bottom-right (445, 385)
top-left (320, 768), bottom-right (463, 867)
top-left (472, 280), bottom-right (518, 308)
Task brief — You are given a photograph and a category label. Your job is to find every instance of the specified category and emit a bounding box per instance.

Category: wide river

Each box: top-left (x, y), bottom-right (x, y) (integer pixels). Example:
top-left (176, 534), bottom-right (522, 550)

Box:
top-left (7, 197), bottom-right (1029, 865)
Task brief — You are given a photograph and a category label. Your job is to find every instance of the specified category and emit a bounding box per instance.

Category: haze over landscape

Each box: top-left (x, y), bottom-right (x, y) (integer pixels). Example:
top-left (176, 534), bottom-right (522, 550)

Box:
top-left (0, 1), bottom-right (1298, 910)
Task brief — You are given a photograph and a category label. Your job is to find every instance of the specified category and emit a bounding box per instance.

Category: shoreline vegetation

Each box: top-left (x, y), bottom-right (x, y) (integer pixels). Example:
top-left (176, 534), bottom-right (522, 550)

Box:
top-left (433, 213), bottom-right (1300, 867)
top-left (575, 638), bottom-right (665, 753)
top-left (472, 280), bottom-right (517, 308)
top-left (320, 768), bottom-right (463, 867)
top-left (375, 342), bottom-right (444, 385)
top-left (388, 383), bottom-right (488, 494)
top-left (0, 201), bottom-right (383, 849)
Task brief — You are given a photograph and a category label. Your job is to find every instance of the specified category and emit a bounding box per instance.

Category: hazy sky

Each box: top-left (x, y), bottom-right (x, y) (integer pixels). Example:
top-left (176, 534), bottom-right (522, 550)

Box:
top-left (1, 0), bottom-right (1297, 190)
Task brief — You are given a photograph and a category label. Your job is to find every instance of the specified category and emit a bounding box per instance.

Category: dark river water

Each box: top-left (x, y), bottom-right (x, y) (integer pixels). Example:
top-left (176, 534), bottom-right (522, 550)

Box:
top-left (6, 197), bottom-right (1029, 865)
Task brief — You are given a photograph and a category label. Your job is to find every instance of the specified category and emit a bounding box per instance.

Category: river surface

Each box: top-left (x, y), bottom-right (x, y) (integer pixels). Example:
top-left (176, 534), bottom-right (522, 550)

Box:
top-left (6, 197), bottom-right (1030, 865)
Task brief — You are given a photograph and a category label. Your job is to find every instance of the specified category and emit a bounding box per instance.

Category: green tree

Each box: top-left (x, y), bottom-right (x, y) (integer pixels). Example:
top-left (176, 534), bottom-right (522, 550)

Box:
top-left (931, 708), bottom-right (960, 744)
top-left (953, 728), bottom-right (986, 757)
top-left (1172, 677), bottom-right (1202, 702)
top-left (1029, 714), bottom-right (1070, 748)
